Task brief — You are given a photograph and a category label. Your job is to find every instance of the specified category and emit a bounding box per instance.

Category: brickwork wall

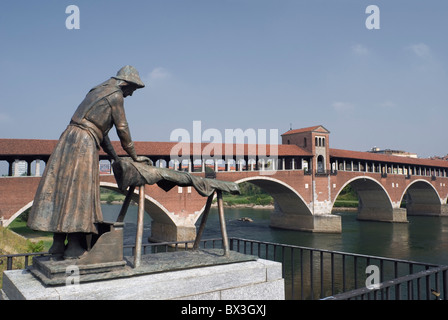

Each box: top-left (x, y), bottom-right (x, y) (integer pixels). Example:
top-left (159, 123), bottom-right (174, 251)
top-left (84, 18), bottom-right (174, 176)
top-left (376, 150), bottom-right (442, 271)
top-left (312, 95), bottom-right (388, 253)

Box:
top-left (1, 170), bottom-right (447, 223)
top-left (0, 177), bottom-right (41, 221)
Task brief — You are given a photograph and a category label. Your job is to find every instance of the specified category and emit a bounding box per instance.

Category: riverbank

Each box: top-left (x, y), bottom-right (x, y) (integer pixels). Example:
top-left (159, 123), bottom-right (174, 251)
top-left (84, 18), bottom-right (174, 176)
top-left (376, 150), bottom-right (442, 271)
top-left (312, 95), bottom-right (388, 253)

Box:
top-left (101, 200), bottom-right (275, 210)
top-left (332, 207), bottom-right (358, 212)
top-left (101, 201), bottom-right (357, 211)
top-left (212, 202), bottom-right (274, 209)
top-left (0, 226), bottom-right (51, 288)
top-left (100, 183), bottom-right (360, 210)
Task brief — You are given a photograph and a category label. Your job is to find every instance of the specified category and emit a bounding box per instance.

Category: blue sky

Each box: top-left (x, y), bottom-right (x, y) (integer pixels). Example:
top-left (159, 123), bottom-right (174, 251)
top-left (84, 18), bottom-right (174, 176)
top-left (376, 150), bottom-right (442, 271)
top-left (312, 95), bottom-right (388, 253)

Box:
top-left (0, 1), bottom-right (447, 158)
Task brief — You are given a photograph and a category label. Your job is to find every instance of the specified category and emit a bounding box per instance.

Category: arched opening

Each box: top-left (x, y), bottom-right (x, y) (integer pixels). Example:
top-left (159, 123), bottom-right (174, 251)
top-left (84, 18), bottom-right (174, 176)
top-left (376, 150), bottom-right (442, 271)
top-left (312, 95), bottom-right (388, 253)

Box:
top-left (2, 201), bottom-right (34, 228)
top-left (100, 182), bottom-right (188, 244)
top-left (333, 177), bottom-right (400, 222)
top-left (0, 160), bottom-right (9, 176)
top-left (235, 177), bottom-right (311, 215)
top-left (317, 155), bottom-right (325, 173)
top-left (402, 180), bottom-right (443, 216)
top-left (228, 177), bottom-right (314, 232)
top-left (99, 159), bottom-right (112, 175)
top-left (155, 159), bottom-right (168, 169)
top-left (100, 183), bottom-right (174, 226)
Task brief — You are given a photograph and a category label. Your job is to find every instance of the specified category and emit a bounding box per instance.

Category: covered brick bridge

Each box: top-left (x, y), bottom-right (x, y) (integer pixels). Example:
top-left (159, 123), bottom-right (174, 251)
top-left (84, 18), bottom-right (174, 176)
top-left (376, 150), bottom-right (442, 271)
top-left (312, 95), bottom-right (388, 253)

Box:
top-left (1, 125), bottom-right (447, 243)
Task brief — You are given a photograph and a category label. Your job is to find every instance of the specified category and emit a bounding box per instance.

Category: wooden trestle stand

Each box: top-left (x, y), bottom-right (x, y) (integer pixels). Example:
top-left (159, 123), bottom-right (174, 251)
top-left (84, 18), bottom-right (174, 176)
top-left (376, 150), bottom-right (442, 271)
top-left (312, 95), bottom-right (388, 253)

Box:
top-left (117, 185), bottom-right (230, 269)
top-left (193, 190), bottom-right (230, 256)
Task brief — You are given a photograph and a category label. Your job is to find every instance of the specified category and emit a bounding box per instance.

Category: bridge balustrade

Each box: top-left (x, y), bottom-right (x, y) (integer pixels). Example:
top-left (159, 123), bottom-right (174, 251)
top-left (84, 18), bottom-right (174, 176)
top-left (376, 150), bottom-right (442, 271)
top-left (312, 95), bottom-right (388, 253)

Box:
top-left (2, 154), bottom-right (448, 181)
top-left (0, 159), bottom-right (46, 178)
top-left (331, 158), bottom-right (448, 179)
top-left (135, 156), bottom-right (310, 174)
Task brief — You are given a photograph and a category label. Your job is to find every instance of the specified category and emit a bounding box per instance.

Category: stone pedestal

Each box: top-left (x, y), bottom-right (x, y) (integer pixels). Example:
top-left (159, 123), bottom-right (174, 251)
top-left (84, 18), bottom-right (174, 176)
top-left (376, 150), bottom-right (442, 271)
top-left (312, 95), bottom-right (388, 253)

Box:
top-left (1, 251), bottom-right (284, 300)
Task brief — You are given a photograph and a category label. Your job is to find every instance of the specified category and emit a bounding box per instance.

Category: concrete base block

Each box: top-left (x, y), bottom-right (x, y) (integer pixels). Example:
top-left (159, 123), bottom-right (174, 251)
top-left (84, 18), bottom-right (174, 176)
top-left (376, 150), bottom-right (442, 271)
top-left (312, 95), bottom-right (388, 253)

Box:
top-left (270, 213), bottom-right (341, 233)
top-left (358, 208), bottom-right (408, 223)
top-left (442, 204), bottom-right (448, 216)
top-left (1, 258), bottom-right (284, 300)
top-left (313, 214), bottom-right (342, 232)
top-left (150, 220), bottom-right (196, 243)
top-left (407, 204), bottom-right (448, 217)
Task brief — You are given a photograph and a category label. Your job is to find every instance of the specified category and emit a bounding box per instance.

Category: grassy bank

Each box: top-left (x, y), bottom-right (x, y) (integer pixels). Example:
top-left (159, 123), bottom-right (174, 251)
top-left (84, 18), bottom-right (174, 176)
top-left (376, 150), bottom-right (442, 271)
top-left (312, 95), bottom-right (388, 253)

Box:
top-left (221, 193), bottom-right (274, 207)
top-left (333, 185), bottom-right (358, 208)
top-left (0, 224), bottom-right (51, 288)
top-left (101, 188), bottom-right (126, 204)
top-left (5, 218), bottom-right (53, 250)
top-left (99, 184), bottom-right (360, 208)
top-left (223, 183), bottom-right (359, 208)
top-left (100, 185), bottom-right (276, 207)
top-left (333, 200), bottom-right (358, 208)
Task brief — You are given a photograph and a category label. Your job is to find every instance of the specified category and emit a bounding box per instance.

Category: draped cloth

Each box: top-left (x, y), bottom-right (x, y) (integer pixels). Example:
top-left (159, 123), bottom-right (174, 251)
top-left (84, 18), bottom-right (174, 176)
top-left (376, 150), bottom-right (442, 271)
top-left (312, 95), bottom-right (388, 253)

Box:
top-left (112, 158), bottom-right (240, 196)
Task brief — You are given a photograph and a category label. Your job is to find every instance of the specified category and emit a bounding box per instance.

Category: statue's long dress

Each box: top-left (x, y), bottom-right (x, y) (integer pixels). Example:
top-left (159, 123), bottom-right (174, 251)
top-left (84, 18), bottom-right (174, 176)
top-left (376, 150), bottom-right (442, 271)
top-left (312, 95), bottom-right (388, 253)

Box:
top-left (27, 125), bottom-right (102, 233)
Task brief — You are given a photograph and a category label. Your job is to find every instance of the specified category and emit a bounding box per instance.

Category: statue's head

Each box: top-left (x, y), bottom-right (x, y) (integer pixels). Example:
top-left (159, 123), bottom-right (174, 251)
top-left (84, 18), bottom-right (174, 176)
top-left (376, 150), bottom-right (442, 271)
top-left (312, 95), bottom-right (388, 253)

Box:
top-left (113, 65), bottom-right (145, 89)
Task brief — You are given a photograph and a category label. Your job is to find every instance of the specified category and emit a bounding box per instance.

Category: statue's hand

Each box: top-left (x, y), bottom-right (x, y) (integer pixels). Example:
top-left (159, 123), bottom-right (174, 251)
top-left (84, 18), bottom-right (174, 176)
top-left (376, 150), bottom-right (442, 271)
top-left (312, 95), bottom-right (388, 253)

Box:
top-left (135, 156), bottom-right (153, 166)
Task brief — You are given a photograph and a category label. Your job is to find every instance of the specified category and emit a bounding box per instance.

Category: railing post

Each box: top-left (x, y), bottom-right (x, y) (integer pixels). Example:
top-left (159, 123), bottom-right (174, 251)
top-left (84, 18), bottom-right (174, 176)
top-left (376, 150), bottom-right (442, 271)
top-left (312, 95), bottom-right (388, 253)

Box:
top-left (331, 253), bottom-right (335, 295)
top-left (217, 190), bottom-right (230, 257)
top-left (310, 250), bottom-right (314, 299)
top-left (320, 251), bottom-right (324, 299)
top-left (443, 269), bottom-right (448, 300)
top-left (7, 256), bottom-right (12, 270)
top-left (133, 185), bottom-right (145, 268)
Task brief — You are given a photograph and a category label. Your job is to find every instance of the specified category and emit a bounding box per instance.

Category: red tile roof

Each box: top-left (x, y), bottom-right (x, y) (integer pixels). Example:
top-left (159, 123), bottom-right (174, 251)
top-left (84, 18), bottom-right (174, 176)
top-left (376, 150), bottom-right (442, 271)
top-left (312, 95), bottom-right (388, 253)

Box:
top-left (0, 139), bottom-right (311, 158)
top-left (330, 148), bottom-right (448, 168)
top-left (0, 139), bottom-right (58, 156)
top-left (282, 125), bottom-right (330, 136)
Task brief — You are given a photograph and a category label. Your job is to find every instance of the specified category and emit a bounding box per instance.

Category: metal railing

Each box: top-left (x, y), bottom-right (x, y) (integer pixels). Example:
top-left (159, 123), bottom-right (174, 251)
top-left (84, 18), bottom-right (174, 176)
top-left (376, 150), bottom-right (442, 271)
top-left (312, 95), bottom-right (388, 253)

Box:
top-left (2, 237), bottom-right (447, 300)
top-left (228, 238), bottom-right (447, 300)
top-left (0, 251), bottom-right (48, 271)
top-left (325, 265), bottom-right (448, 300)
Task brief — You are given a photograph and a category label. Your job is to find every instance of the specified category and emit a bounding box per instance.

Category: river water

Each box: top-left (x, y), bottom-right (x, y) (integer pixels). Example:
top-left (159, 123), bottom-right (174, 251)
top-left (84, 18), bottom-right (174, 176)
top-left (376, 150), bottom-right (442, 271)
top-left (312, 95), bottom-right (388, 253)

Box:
top-left (102, 204), bottom-right (448, 266)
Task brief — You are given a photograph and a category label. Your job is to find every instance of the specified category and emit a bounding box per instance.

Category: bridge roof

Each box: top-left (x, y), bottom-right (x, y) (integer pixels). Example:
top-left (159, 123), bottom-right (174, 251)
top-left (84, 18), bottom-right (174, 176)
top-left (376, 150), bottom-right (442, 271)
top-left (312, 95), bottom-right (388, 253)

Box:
top-left (330, 148), bottom-right (448, 168)
top-left (281, 125), bottom-right (330, 135)
top-left (0, 139), bottom-right (59, 157)
top-left (0, 139), bottom-right (311, 159)
top-left (1, 139), bottom-right (447, 168)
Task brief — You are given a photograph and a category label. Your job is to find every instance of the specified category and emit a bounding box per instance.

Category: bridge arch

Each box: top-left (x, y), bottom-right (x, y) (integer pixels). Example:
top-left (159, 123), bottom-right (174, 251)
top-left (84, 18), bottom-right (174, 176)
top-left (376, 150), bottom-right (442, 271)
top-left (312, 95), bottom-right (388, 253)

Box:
top-left (3, 183), bottom-right (179, 229)
top-left (233, 176), bottom-right (312, 216)
top-left (2, 201), bottom-right (34, 227)
top-left (332, 176), bottom-right (404, 222)
top-left (100, 182), bottom-right (199, 242)
top-left (401, 179), bottom-right (443, 216)
top-left (228, 176), bottom-right (316, 231)
top-left (228, 176), bottom-right (342, 232)
top-left (100, 182), bottom-right (176, 226)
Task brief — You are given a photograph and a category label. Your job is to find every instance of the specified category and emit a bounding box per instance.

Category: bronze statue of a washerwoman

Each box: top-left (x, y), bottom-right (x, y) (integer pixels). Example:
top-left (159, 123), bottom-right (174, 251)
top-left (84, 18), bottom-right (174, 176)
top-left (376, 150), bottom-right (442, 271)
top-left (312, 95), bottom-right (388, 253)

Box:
top-left (27, 66), bottom-right (150, 259)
